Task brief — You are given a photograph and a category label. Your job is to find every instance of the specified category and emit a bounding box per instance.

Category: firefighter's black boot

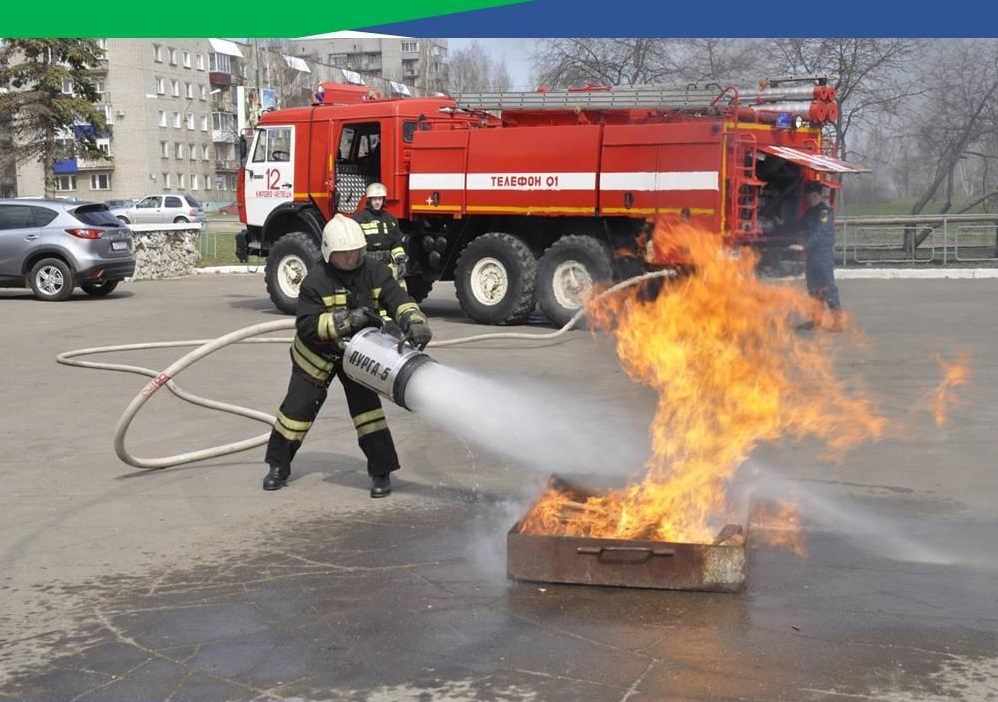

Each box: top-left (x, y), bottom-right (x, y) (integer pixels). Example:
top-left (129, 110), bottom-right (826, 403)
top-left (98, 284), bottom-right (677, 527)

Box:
top-left (262, 465), bottom-right (289, 491)
top-left (370, 474), bottom-right (392, 498)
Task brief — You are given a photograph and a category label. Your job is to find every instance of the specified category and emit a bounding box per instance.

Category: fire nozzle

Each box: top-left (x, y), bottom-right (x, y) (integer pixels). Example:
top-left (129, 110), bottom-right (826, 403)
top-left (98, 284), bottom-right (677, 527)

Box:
top-left (341, 327), bottom-right (436, 410)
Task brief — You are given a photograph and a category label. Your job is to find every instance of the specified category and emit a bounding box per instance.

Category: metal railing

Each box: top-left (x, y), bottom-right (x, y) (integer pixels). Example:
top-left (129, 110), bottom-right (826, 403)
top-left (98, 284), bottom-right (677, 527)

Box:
top-left (837, 213), bottom-right (998, 265)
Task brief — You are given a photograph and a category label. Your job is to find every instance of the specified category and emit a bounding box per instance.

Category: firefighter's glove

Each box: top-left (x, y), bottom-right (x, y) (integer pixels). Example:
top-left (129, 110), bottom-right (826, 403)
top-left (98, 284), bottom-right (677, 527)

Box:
top-left (391, 253), bottom-right (409, 279)
top-left (401, 310), bottom-right (432, 349)
top-left (334, 307), bottom-right (379, 337)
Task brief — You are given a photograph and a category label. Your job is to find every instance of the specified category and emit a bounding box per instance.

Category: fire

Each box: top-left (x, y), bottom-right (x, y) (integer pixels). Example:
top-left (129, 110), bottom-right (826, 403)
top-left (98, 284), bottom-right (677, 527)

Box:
top-left (520, 221), bottom-right (887, 546)
top-left (931, 351), bottom-right (969, 427)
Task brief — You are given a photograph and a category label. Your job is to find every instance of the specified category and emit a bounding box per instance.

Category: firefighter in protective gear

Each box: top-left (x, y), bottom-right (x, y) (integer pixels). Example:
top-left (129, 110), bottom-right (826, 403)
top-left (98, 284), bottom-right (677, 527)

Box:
top-left (353, 182), bottom-right (408, 282)
top-left (262, 214), bottom-right (432, 498)
top-left (797, 182), bottom-right (842, 331)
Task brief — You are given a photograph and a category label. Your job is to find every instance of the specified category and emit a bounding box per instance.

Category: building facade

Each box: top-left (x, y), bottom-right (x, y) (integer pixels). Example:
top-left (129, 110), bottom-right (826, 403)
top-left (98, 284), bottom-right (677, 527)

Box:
top-left (7, 38), bottom-right (432, 207)
top-left (290, 37), bottom-right (449, 95)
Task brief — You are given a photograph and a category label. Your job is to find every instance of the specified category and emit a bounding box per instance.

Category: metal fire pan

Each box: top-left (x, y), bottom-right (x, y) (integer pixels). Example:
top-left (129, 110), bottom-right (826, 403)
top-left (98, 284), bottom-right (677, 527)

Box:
top-left (507, 474), bottom-right (747, 593)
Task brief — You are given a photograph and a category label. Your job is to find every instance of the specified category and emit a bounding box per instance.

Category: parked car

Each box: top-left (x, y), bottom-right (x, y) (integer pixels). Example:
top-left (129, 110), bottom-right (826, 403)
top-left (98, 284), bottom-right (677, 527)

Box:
top-left (110, 194), bottom-right (206, 225)
top-left (0, 198), bottom-right (135, 301)
top-left (104, 198), bottom-right (139, 209)
top-left (217, 201), bottom-right (240, 216)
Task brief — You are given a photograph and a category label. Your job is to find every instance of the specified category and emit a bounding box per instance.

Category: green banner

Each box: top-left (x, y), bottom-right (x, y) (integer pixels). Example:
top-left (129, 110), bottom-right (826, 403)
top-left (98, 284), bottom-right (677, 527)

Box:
top-left (3, 0), bottom-right (529, 37)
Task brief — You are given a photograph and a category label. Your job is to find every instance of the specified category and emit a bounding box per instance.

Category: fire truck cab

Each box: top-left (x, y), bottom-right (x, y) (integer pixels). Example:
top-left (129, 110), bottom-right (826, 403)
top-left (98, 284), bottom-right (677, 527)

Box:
top-left (238, 78), bottom-right (869, 326)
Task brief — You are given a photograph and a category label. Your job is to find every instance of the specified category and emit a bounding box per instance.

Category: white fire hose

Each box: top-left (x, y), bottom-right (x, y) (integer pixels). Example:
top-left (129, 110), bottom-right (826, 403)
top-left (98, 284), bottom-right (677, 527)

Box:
top-left (56, 270), bottom-right (673, 470)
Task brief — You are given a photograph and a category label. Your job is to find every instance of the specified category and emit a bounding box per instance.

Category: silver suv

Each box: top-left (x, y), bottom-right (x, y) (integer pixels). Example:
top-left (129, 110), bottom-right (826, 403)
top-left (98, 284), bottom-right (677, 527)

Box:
top-left (0, 199), bottom-right (135, 301)
top-left (111, 194), bottom-right (206, 225)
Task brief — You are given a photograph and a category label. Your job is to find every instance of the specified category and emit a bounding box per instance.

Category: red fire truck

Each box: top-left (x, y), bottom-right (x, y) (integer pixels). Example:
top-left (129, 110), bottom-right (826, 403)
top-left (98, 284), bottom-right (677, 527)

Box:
top-left (236, 77), bottom-right (868, 325)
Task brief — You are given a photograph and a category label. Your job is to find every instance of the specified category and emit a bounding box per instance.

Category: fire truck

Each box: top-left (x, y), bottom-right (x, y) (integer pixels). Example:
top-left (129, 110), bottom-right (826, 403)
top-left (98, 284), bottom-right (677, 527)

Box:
top-left (236, 76), bottom-right (868, 325)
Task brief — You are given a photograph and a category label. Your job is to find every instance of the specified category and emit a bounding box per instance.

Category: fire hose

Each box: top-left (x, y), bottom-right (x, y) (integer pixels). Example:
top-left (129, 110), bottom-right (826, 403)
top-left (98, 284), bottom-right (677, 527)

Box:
top-left (56, 270), bottom-right (674, 470)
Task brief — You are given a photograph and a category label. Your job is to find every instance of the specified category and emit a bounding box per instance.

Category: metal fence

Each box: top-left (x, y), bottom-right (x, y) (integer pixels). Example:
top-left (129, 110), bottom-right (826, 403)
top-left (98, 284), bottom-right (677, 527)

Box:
top-left (838, 214), bottom-right (998, 266)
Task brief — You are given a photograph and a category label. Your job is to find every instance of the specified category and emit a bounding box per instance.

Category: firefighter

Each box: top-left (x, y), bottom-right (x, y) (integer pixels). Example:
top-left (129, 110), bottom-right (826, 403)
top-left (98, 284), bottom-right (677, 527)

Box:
top-left (262, 214), bottom-right (432, 497)
top-left (797, 182), bottom-right (842, 331)
top-left (354, 182), bottom-right (408, 283)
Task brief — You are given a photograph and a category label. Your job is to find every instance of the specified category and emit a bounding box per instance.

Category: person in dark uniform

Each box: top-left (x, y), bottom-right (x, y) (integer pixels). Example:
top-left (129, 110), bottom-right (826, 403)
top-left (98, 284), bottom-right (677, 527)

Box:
top-left (353, 182), bottom-right (408, 284)
top-left (797, 181), bottom-right (842, 331)
top-left (262, 214), bottom-right (432, 497)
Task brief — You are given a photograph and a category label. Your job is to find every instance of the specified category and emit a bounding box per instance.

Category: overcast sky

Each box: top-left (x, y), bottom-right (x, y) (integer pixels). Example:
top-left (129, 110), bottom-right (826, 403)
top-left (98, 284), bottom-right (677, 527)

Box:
top-left (447, 38), bottom-right (538, 90)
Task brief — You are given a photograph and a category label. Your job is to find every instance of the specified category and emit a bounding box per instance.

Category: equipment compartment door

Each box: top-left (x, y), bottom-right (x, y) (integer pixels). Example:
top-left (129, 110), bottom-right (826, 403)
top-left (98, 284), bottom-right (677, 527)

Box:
top-left (243, 125), bottom-right (295, 227)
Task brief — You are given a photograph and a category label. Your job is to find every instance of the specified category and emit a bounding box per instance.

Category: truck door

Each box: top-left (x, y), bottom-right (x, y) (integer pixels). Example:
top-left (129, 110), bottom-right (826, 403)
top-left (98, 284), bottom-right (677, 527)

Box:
top-left (330, 121), bottom-right (382, 215)
top-left (243, 125), bottom-right (295, 227)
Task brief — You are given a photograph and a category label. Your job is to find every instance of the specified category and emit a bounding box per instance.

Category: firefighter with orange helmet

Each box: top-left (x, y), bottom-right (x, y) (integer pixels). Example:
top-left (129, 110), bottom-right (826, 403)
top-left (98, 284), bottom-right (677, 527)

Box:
top-left (262, 214), bottom-right (431, 497)
top-left (353, 182), bottom-right (408, 282)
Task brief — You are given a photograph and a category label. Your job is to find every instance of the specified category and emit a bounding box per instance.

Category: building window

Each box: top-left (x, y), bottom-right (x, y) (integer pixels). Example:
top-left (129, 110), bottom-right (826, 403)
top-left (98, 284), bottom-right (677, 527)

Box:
top-left (401, 41), bottom-right (418, 52)
top-left (61, 77), bottom-right (73, 95)
top-left (211, 111), bottom-right (237, 133)
top-left (101, 104), bottom-right (113, 125)
top-left (185, 82), bottom-right (193, 99)
top-left (54, 175), bottom-right (77, 191)
top-left (199, 84), bottom-right (207, 101)
top-left (191, 174), bottom-right (199, 190)
top-left (182, 50), bottom-right (191, 68)
top-left (161, 141), bottom-right (169, 158)
top-left (199, 114), bottom-right (208, 132)
top-left (175, 143), bottom-right (184, 159)
top-left (163, 173), bottom-right (171, 188)
top-left (228, 175), bottom-right (238, 191)
top-left (185, 112), bottom-right (194, 130)
top-left (196, 53), bottom-right (204, 71)
top-left (209, 52), bottom-right (232, 74)
top-left (190, 145), bottom-right (198, 162)
top-left (169, 48), bottom-right (177, 65)
top-left (95, 79), bottom-right (105, 94)
top-left (215, 175), bottom-right (226, 191)
top-left (153, 45), bottom-right (162, 62)
top-left (204, 176), bottom-right (212, 191)
top-left (90, 174), bottom-right (112, 190)
top-left (202, 144), bottom-right (210, 161)
top-left (171, 79), bottom-right (180, 97)
top-left (95, 38), bottom-right (108, 59)
top-left (177, 173), bottom-right (185, 189)
top-left (155, 77), bottom-right (165, 95)
top-left (96, 138), bottom-right (111, 157)
top-left (173, 111), bottom-right (181, 128)
top-left (158, 110), bottom-right (167, 127)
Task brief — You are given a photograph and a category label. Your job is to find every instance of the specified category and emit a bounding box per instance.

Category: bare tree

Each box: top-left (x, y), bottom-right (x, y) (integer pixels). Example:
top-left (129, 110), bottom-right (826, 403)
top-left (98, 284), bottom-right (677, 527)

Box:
top-left (493, 61), bottom-right (512, 92)
top-left (673, 39), bottom-right (769, 82)
top-left (531, 38), bottom-right (679, 88)
top-left (448, 41), bottom-right (514, 93)
top-left (0, 39), bottom-right (108, 197)
top-left (772, 39), bottom-right (919, 161)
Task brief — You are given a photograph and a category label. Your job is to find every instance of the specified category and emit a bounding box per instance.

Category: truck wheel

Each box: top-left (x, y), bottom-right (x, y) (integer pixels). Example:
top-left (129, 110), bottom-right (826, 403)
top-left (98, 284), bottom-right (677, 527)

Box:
top-left (537, 235), bottom-right (613, 328)
top-left (404, 276), bottom-right (433, 303)
top-left (265, 232), bottom-right (321, 315)
top-left (455, 232), bottom-right (537, 325)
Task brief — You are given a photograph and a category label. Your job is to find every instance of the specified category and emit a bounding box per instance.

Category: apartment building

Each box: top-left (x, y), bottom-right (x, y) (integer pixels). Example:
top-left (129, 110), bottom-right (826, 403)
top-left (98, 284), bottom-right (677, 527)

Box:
top-left (290, 37), bottom-right (449, 94)
top-left (8, 39), bottom-right (428, 206)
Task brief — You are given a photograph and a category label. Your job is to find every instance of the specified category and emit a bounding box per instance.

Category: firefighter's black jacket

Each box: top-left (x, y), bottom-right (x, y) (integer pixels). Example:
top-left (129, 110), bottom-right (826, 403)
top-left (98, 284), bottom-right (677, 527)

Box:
top-left (353, 205), bottom-right (405, 265)
top-left (801, 202), bottom-right (836, 257)
top-left (291, 258), bottom-right (423, 383)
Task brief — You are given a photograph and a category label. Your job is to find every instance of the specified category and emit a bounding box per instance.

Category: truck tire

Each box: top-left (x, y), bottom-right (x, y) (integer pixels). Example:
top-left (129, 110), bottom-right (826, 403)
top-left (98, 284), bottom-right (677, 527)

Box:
top-left (537, 235), bottom-right (613, 328)
top-left (404, 276), bottom-right (433, 303)
top-left (455, 232), bottom-right (537, 325)
top-left (265, 232), bottom-right (321, 315)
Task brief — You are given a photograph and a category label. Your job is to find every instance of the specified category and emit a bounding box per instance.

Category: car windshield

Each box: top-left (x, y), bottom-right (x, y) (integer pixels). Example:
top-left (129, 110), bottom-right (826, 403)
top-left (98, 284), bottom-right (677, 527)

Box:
top-left (183, 195), bottom-right (203, 209)
top-left (72, 204), bottom-right (123, 227)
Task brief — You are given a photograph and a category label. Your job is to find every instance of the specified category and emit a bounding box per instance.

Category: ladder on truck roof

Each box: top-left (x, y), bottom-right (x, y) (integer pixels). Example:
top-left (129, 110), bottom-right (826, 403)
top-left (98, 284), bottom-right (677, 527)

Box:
top-left (449, 75), bottom-right (836, 118)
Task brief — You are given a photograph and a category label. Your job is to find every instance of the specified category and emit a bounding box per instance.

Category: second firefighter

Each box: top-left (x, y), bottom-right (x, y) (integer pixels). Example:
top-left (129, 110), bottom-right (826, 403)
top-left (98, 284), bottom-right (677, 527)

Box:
top-left (354, 182), bottom-right (408, 283)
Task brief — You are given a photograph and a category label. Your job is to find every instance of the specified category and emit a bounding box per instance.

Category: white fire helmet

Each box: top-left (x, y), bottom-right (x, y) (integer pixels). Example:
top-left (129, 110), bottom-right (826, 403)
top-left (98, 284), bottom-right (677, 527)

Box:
top-left (321, 214), bottom-right (366, 261)
top-left (365, 182), bottom-right (388, 199)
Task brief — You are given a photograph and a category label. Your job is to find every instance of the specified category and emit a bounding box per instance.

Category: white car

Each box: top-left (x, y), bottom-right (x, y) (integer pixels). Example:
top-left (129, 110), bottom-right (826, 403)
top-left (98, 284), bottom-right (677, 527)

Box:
top-left (110, 194), bottom-right (206, 225)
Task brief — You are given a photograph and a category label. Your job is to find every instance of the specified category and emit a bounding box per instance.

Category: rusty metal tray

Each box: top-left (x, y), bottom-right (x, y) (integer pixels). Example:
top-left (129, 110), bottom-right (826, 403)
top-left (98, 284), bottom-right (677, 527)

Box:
top-left (507, 474), bottom-right (748, 593)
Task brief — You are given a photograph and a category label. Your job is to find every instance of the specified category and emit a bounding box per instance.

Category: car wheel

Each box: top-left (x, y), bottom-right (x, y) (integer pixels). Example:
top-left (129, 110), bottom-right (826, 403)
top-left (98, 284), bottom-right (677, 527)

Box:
top-left (29, 257), bottom-right (75, 302)
top-left (454, 232), bottom-right (537, 325)
top-left (174, 216), bottom-right (190, 224)
top-left (265, 232), bottom-right (321, 315)
top-left (117, 216), bottom-right (130, 224)
top-left (537, 235), bottom-right (614, 328)
top-left (81, 280), bottom-right (120, 297)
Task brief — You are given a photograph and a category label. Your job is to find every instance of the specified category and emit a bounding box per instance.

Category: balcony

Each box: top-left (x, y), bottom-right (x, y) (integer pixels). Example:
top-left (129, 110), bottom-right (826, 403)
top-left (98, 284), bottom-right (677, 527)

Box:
top-left (209, 71), bottom-right (232, 86)
top-left (212, 130), bottom-right (238, 144)
top-left (401, 50), bottom-right (420, 61)
top-left (77, 157), bottom-right (114, 170)
top-left (215, 159), bottom-right (240, 172)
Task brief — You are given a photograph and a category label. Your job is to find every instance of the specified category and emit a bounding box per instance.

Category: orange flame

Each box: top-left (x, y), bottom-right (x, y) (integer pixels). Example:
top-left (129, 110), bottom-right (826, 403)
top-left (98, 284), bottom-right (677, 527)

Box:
top-left (520, 221), bottom-right (888, 548)
top-left (932, 351), bottom-right (970, 427)
top-left (750, 499), bottom-right (808, 557)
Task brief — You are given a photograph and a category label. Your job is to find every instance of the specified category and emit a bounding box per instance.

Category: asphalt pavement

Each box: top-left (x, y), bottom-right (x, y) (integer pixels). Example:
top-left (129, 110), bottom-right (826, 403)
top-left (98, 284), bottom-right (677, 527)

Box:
top-left (1, 274), bottom-right (997, 701)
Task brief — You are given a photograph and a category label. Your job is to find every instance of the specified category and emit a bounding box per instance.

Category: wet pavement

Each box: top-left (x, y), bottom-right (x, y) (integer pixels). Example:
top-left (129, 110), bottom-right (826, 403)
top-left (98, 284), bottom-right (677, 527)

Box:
top-left (2, 275), bottom-right (997, 701)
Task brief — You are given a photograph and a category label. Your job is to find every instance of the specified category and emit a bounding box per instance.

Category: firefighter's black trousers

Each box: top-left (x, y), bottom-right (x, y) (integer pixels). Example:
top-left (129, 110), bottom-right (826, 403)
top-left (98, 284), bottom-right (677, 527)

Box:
top-left (265, 359), bottom-right (400, 478)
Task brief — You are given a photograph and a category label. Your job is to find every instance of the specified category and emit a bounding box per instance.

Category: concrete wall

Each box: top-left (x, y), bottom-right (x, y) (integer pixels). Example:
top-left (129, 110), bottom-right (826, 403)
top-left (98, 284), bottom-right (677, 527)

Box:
top-left (129, 224), bottom-right (201, 280)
